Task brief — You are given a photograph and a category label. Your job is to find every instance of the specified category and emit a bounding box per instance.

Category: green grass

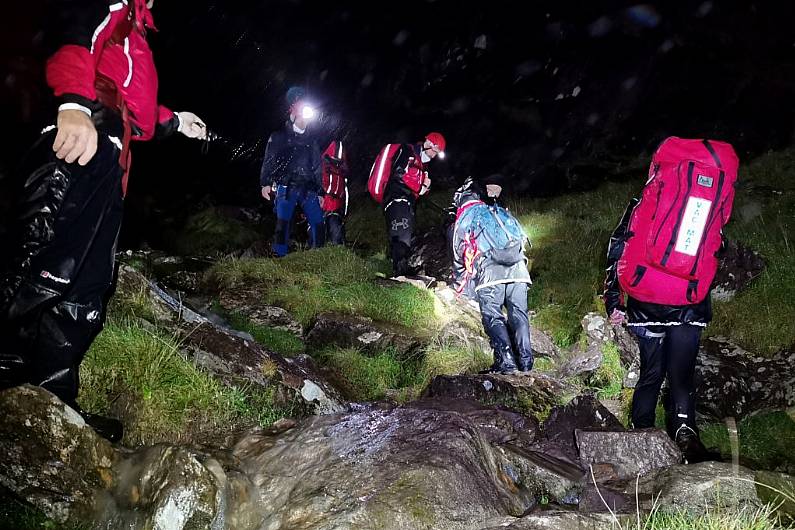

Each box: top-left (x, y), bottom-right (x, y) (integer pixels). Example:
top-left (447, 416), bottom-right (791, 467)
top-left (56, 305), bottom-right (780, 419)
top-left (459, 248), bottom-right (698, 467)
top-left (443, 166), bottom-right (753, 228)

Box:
top-left (80, 318), bottom-right (295, 446)
top-left (223, 310), bottom-right (304, 356)
top-left (311, 344), bottom-right (491, 402)
top-left (507, 180), bottom-right (638, 347)
top-left (707, 149), bottom-right (795, 354)
top-left (206, 246), bottom-right (439, 331)
top-left (173, 206), bottom-right (261, 256)
top-left (637, 503), bottom-right (794, 530)
top-left (590, 342), bottom-right (626, 399)
top-left (700, 412), bottom-right (795, 472)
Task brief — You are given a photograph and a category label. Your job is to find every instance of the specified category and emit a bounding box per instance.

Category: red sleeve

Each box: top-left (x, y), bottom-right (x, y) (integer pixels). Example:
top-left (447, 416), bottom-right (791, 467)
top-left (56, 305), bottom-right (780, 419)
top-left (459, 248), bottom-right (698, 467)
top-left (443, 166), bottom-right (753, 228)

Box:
top-left (45, 2), bottom-right (128, 104)
top-left (158, 105), bottom-right (175, 124)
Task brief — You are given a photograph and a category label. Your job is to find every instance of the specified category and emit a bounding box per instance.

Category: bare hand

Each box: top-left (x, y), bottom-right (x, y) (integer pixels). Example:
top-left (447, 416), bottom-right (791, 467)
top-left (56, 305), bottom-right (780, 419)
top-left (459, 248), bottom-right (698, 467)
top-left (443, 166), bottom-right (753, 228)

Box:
top-left (261, 186), bottom-right (272, 200)
top-left (609, 308), bottom-right (626, 326)
top-left (53, 109), bottom-right (98, 165)
top-left (177, 111), bottom-right (207, 139)
top-left (420, 175), bottom-right (431, 195)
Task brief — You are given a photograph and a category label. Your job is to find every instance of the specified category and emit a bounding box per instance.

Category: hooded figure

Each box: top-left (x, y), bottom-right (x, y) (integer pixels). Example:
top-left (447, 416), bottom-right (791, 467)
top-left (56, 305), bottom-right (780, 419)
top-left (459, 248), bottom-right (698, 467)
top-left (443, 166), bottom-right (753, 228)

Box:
top-left (450, 175), bottom-right (533, 374)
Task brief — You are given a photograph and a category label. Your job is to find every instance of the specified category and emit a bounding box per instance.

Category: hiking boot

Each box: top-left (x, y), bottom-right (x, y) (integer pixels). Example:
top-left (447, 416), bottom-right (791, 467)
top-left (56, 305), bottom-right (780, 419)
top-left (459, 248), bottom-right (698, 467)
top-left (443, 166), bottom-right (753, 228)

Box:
top-left (74, 406), bottom-right (124, 443)
top-left (674, 424), bottom-right (719, 464)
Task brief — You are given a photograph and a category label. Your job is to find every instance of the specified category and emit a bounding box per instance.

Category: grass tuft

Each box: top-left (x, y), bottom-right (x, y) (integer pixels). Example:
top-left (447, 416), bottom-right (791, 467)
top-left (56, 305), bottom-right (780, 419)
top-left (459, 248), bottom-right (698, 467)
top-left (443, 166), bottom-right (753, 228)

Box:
top-left (173, 206), bottom-right (261, 256)
top-left (80, 319), bottom-right (295, 445)
top-left (206, 246), bottom-right (439, 331)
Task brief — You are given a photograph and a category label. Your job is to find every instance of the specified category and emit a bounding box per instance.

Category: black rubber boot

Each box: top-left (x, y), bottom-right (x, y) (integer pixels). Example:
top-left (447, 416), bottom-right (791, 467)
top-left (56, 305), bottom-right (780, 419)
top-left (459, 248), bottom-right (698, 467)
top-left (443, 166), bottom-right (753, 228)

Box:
top-left (673, 424), bottom-right (720, 464)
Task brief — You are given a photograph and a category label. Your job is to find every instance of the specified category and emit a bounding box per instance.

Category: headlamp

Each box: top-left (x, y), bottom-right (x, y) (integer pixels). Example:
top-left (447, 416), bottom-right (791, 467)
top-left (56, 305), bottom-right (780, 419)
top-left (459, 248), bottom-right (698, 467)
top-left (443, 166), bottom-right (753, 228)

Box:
top-left (301, 105), bottom-right (317, 121)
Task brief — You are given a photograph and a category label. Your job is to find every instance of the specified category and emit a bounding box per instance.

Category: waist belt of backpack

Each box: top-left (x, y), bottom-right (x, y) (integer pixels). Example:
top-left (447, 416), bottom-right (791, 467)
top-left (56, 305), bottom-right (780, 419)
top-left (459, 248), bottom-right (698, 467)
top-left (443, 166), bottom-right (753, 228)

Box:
top-left (94, 74), bottom-right (132, 193)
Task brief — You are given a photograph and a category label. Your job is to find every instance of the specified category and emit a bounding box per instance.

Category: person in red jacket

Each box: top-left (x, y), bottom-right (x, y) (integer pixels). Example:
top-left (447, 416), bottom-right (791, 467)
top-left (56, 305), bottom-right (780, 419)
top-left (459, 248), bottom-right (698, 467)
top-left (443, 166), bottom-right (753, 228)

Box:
top-left (383, 132), bottom-right (445, 277)
top-left (320, 140), bottom-right (350, 245)
top-left (0, 0), bottom-right (206, 442)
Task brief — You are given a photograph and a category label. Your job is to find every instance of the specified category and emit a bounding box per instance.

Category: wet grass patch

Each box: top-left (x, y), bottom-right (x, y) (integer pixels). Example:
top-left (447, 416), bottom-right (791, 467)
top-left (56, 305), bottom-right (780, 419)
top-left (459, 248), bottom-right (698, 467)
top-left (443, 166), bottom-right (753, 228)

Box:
top-left (207, 246), bottom-right (439, 333)
top-left (700, 411), bottom-right (795, 473)
top-left (310, 344), bottom-right (492, 403)
top-left (222, 309), bottom-right (304, 357)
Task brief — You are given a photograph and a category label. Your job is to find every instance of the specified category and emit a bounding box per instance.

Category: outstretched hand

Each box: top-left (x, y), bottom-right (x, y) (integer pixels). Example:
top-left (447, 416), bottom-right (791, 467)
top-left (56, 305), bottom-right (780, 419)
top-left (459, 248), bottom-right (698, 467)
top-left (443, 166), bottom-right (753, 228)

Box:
top-left (177, 111), bottom-right (207, 139)
top-left (53, 109), bottom-right (98, 166)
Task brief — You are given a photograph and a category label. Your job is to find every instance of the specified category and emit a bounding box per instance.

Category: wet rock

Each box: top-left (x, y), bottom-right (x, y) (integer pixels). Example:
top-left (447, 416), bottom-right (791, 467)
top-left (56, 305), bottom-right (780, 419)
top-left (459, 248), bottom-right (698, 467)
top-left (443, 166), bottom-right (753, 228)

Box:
top-left (631, 461), bottom-right (761, 513)
top-left (622, 358), bottom-right (640, 389)
top-left (695, 336), bottom-right (795, 420)
top-left (98, 445), bottom-right (221, 529)
top-left (532, 395), bottom-right (624, 466)
top-left (184, 323), bottom-right (344, 415)
top-left (712, 240), bottom-right (765, 301)
top-left (407, 228), bottom-right (452, 281)
top-left (232, 400), bottom-right (537, 529)
top-left (482, 511), bottom-right (621, 529)
top-left (422, 373), bottom-right (566, 420)
top-left (116, 266), bottom-right (343, 415)
top-left (218, 285), bottom-right (303, 337)
top-left (530, 326), bottom-right (562, 360)
top-left (576, 429), bottom-right (681, 481)
top-left (305, 312), bottom-right (424, 359)
top-left (0, 386), bottom-right (117, 524)
top-left (433, 285), bottom-right (493, 356)
top-left (556, 342), bottom-right (603, 379)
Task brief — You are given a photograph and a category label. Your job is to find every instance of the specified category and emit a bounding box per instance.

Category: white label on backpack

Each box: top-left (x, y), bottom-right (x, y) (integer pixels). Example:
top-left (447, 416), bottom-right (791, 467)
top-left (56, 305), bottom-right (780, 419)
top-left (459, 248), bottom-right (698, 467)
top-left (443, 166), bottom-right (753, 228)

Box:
top-left (675, 197), bottom-right (712, 256)
top-left (697, 174), bottom-right (714, 187)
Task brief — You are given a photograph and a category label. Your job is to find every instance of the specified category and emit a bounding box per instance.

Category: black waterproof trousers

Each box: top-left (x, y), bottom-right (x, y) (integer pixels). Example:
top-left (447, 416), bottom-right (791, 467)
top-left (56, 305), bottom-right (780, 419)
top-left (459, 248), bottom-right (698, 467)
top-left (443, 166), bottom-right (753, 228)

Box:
top-left (476, 282), bottom-right (533, 372)
top-left (384, 196), bottom-right (415, 276)
top-left (0, 128), bottom-right (124, 407)
top-left (630, 324), bottom-right (702, 435)
top-left (325, 210), bottom-right (345, 246)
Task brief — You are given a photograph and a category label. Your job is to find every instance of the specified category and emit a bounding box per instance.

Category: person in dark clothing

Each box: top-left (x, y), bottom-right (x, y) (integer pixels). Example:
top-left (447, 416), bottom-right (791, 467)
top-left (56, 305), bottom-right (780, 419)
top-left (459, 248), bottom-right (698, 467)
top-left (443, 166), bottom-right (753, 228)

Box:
top-left (0, 0), bottom-right (207, 442)
top-left (320, 140), bottom-right (349, 245)
top-left (604, 198), bottom-right (718, 463)
top-left (382, 132), bottom-right (445, 276)
top-left (451, 174), bottom-right (533, 375)
top-left (260, 87), bottom-right (324, 257)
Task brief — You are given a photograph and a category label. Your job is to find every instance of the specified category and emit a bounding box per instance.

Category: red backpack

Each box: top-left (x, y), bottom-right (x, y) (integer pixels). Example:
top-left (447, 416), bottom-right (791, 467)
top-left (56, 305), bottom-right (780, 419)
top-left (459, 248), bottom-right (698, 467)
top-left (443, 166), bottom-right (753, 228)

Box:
top-left (367, 144), bottom-right (402, 203)
top-left (321, 141), bottom-right (348, 212)
top-left (617, 137), bottom-right (739, 306)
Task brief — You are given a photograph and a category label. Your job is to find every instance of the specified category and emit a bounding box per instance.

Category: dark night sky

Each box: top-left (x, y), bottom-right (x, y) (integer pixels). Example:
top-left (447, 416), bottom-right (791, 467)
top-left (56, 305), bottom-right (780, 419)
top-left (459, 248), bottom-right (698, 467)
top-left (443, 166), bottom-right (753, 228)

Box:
top-left (3, 1), bottom-right (795, 245)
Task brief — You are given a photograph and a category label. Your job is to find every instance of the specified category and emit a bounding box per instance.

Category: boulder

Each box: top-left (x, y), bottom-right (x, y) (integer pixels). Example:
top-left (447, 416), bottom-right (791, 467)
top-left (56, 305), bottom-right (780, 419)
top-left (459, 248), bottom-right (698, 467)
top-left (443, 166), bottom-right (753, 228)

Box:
top-left (712, 240), bottom-right (765, 301)
top-left (575, 429), bottom-right (681, 481)
top-left (183, 323), bottom-right (344, 415)
top-left (218, 285), bottom-right (303, 337)
top-left (422, 373), bottom-right (566, 421)
top-left (532, 395), bottom-right (625, 466)
top-left (631, 461), bottom-right (762, 513)
top-left (0, 386), bottom-right (117, 524)
top-left (696, 336), bottom-right (795, 420)
top-left (305, 312), bottom-right (424, 359)
top-left (232, 400), bottom-right (539, 529)
top-left (0, 386), bottom-right (232, 529)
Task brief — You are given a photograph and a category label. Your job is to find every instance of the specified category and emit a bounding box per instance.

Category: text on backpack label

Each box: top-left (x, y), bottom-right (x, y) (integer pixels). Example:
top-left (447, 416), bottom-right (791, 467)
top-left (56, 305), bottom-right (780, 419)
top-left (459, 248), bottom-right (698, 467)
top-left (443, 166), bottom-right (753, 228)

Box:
top-left (674, 197), bottom-right (712, 256)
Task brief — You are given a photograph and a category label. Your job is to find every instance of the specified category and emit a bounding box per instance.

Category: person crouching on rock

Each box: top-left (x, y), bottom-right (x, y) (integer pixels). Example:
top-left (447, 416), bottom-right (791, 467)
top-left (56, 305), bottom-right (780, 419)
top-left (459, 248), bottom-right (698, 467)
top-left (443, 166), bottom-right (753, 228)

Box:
top-left (451, 174), bottom-right (533, 375)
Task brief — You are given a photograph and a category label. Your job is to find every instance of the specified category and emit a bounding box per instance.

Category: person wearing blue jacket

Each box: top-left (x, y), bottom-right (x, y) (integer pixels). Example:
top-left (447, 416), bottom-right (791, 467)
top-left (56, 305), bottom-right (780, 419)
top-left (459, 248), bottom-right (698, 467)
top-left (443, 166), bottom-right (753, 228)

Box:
top-left (260, 87), bottom-right (324, 256)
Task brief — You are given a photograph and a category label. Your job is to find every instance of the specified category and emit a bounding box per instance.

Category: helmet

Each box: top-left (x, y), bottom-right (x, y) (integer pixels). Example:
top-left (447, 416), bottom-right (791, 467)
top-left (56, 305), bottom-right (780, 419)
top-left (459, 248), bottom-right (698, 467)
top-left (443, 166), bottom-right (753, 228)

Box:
top-left (425, 132), bottom-right (446, 152)
top-left (286, 86), bottom-right (306, 107)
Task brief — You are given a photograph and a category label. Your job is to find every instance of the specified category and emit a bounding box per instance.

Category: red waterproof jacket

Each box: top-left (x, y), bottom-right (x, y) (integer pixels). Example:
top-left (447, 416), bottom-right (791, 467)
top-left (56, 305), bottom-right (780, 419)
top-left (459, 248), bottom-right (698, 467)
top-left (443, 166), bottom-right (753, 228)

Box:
top-left (46, 0), bottom-right (177, 141)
